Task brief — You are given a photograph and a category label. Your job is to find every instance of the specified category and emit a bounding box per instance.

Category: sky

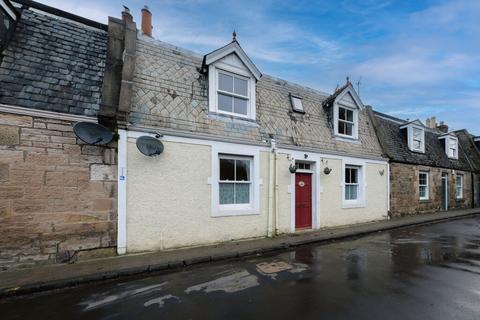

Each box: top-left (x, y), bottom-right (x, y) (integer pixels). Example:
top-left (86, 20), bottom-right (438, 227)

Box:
top-left (37, 0), bottom-right (480, 135)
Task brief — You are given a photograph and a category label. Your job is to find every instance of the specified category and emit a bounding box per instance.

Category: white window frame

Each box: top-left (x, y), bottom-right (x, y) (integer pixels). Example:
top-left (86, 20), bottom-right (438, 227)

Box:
top-left (419, 171), bottom-right (429, 200)
top-left (290, 94), bottom-right (304, 113)
top-left (448, 137), bottom-right (458, 159)
top-left (334, 104), bottom-right (358, 140)
top-left (342, 160), bottom-right (365, 208)
top-left (456, 174), bottom-right (464, 199)
top-left (218, 154), bottom-right (253, 209)
top-left (211, 144), bottom-right (260, 217)
top-left (402, 124), bottom-right (425, 153)
top-left (439, 135), bottom-right (458, 159)
top-left (208, 63), bottom-right (256, 120)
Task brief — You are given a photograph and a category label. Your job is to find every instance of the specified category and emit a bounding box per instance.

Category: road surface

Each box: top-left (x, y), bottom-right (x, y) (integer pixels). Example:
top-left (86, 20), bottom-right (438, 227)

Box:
top-left (1, 216), bottom-right (480, 319)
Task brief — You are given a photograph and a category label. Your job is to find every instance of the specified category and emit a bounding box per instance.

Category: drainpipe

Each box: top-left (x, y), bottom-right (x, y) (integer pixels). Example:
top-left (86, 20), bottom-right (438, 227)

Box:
top-left (274, 148), bottom-right (279, 235)
top-left (267, 139), bottom-right (276, 237)
top-left (117, 129), bottom-right (127, 254)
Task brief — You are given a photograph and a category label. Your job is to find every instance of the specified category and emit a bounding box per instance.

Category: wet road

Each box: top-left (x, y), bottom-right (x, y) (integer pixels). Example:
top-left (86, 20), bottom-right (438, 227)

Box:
top-left (2, 216), bottom-right (480, 319)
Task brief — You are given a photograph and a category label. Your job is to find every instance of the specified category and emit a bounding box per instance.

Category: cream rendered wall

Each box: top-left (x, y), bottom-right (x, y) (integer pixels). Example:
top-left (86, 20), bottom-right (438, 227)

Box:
top-left (126, 140), bottom-right (270, 252)
top-left (319, 158), bottom-right (388, 227)
top-left (276, 153), bottom-right (293, 234)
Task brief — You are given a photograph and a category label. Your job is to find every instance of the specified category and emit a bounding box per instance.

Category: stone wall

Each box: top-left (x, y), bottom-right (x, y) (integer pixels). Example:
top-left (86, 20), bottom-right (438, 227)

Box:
top-left (0, 112), bottom-right (117, 270)
top-left (390, 162), bottom-right (472, 217)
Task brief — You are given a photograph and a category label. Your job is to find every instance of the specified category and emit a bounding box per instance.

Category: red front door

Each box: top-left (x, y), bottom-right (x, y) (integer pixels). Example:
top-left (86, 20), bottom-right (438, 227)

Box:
top-left (295, 173), bottom-right (312, 229)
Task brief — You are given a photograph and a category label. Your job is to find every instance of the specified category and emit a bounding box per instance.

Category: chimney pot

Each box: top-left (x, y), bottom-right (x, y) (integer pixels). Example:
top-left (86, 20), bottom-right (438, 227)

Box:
top-left (121, 6), bottom-right (133, 23)
top-left (141, 5), bottom-right (153, 37)
top-left (437, 121), bottom-right (449, 133)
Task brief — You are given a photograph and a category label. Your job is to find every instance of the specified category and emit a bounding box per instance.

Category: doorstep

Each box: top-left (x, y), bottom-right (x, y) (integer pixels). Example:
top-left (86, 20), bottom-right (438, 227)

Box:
top-left (0, 208), bottom-right (479, 299)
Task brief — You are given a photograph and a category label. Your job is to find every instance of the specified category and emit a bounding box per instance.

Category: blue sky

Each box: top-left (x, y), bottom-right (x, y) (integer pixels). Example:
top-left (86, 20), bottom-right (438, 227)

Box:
top-left (39, 0), bottom-right (480, 135)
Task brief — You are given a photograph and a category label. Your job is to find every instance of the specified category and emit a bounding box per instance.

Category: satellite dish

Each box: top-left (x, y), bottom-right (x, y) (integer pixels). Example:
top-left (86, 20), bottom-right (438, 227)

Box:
top-left (136, 136), bottom-right (164, 156)
top-left (73, 122), bottom-right (113, 145)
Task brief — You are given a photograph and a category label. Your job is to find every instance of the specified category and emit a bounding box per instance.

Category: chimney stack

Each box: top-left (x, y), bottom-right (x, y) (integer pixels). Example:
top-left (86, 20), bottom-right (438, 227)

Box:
top-left (141, 6), bottom-right (152, 37)
top-left (437, 121), bottom-right (449, 133)
top-left (121, 6), bottom-right (133, 23)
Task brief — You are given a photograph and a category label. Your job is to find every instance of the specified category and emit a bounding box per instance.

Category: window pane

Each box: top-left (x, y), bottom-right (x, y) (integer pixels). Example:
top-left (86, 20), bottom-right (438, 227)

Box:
top-left (219, 183), bottom-right (234, 204)
top-left (234, 97), bottom-right (248, 115)
top-left (413, 128), bottom-right (422, 140)
top-left (338, 121), bottom-right (345, 134)
top-left (219, 73), bottom-right (233, 92)
top-left (339, 107), bottom-right (346, 120)
top-left (234, 77), bottom-right (248, 96)
top-left (292, 97), bottom-right (304, 111)
top-left (236, 159), bottom-right (250, 181)
top-left (413, 140), bottom-right (421, 150)
top-left (346, 109), bottom-right (353, 122)
top-left (419, 186), bottom-right (426, 198)
top-left (235, 183), bottom-right (250, 204)
top-left (345, 168), bottom-right (351, 183)
top-left (345, 185), bottom-right (358, 200)
top-left (346, 123), bottom-right (353, 136)
top-left (220, 159), bottom-right (235, 180)
top-left (218, 93), bottom-right (233, 112)
top-left (419, 173), bottom-right (426, 185)
top-left (351, 168), bottom-right (358, 183)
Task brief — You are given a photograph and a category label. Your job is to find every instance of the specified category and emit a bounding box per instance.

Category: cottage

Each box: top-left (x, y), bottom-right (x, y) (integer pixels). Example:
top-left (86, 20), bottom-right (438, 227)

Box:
top-left (0, 0), bottom-right (117, 268)
top-left (455, 129), bottom-right (480, 208)
top-left (116, 8), bottom-right (389, 254)
top-left (369, 111), bottom-right (475, 216)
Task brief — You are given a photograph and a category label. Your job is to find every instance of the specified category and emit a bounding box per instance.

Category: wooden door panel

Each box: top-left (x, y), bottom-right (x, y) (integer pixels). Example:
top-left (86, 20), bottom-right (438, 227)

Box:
top-left (295, 173), bottom-right (312, 229)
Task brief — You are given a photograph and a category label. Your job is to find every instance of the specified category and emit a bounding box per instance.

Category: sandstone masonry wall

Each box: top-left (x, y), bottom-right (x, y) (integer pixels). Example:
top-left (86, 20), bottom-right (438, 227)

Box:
top-left (0, 112), bottom-right (117, 270)
top-left (390, 162), bottom-right (472, 217)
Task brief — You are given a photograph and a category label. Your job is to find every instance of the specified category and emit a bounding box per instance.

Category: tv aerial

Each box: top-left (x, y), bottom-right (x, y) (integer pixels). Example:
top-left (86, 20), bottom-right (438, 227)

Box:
top-left (136, 135), bottom-right (164, 156)
top-left (73, 122), bottom-right (114, 145)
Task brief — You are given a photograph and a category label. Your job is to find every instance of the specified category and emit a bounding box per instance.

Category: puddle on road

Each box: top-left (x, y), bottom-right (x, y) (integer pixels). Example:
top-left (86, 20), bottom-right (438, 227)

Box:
top-left (185, 270), bottom-right (259, 294)
top-left (144, 294), bottom-right (180, 308)
top-left (80, 282), bottom-right (167, 311)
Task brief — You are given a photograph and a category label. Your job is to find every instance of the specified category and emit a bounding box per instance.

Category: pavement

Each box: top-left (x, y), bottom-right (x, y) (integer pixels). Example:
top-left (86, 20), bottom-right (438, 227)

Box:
top-left (0, 208), bottom-right (478, 299)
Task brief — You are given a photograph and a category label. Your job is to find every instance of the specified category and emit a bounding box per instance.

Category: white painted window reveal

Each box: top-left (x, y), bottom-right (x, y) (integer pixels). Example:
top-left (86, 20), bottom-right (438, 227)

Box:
top-left (419, 171), bottom-right (429, 200)
top-left (456, 174), bottom-right (464, 199)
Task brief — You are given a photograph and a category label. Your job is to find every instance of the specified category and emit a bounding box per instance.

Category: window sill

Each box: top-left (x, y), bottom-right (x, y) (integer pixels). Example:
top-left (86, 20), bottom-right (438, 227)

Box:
top-left (342, 202), bottom-right (366, 209)
top-left (212, 209), bottom-right (260, 217)
top-left (208, 112), bottom-right (258, 126)
top-left (334, 135), bottom-right (360, 144)
top-left (419, 199), bottom-right (431, 203)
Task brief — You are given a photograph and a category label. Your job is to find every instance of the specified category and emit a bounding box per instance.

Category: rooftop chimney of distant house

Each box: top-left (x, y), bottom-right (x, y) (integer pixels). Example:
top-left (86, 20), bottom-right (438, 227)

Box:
top-left (121, 5), bottom-right (133, 23)
top-left (425, 116), bottom-right (436, 129)
top-left (141, 5), bottom-right (152, 37)
top-left (437, 121), bottom-right (449, 133)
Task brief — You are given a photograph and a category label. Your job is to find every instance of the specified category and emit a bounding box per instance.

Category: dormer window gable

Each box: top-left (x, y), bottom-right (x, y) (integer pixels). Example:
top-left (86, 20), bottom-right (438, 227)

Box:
top-left (323, 82), bottom-right (363, 141)
top-left (203, 40), bottom-right (261, 121)
top-left (400, 120), bottom-right (425, 153)
top-left (439, 134), bottom-right (459, 159)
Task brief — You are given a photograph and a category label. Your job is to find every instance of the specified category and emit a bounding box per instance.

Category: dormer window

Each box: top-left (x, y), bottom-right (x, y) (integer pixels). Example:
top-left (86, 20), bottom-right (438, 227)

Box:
top-left (203, 40), bottom-right (262, 121)
top-left (439, 134), bottom-right (458, 159)
top-left (290, 95), bottom-right (304, 113)
top-left (447, 136), bottom-right (458, 159)
top-left (400, 121), bottom-right (425, 153)
top-left (325, 83), bottom-right (363, 141)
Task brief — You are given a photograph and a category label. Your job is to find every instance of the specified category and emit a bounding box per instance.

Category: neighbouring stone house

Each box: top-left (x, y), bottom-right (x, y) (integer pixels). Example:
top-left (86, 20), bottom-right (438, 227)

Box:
top-left (0, 1), bottom-right (123, 269)
top-left (116, 8), bottom-right (389, 254)
top-left (369, 111), bottom-right (475, 216)
top-left (455, 129), bottom-right (480, 208)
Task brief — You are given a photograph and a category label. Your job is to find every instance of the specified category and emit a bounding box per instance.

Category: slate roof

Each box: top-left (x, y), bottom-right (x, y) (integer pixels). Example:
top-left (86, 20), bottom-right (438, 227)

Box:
top-left (0, 7), bottom-right (107, 116)
top-left (372, 111), bottom-right (472, 171)
top-left (455, 129), bottom-right (480, 172)
top-left (130, 37), bottom-right (386, 159)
